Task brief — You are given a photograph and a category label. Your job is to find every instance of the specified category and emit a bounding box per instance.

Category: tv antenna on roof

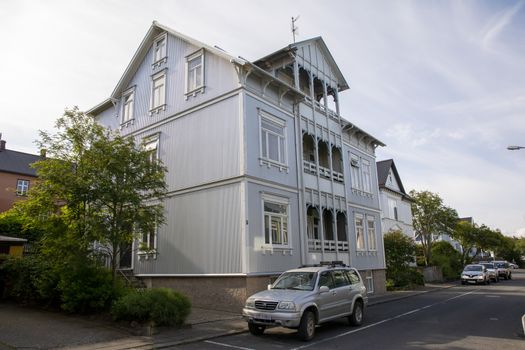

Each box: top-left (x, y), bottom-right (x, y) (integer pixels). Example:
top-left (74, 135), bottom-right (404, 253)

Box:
top-left (291, 15), bottom-right (300, 43)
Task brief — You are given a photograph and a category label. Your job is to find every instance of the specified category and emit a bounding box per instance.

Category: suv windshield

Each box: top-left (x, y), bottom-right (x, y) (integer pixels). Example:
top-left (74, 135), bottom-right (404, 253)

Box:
top-left (495, 262), bottom-right (506, 268)
top-left (272, 271), bottom-right (317, 291)
top-left (464, 265), bottom-right (482, 271)
top-left (480, 263), bottom-right (494, 269)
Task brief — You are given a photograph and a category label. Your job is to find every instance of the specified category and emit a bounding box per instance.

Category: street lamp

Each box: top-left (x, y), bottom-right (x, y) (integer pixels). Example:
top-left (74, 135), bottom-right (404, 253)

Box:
top-left (507, 145), bottom-right (525, 151)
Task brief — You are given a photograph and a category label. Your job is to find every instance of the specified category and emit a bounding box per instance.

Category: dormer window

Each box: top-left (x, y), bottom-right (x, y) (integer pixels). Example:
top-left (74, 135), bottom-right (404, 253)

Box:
top-left (185, 49), bottom-right (205, 98)
top-left (121, 87), bottom-right (135, 127)
top-left (152, 33), bottom-right (167, 68)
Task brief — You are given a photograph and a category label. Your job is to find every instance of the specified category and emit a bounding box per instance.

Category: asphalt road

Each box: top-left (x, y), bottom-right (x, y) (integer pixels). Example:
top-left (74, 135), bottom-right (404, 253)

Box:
top-left (172, 270), bottom-right (525, 350)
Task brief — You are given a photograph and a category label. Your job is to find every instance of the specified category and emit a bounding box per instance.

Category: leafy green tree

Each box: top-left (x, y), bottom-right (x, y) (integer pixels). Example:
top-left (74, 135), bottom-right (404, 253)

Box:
top-left (410, 190), bottom-right (458, 266)
top-left (450, 220), bottom-right (478, 266)
top-left (472, 225), bottom-right (501, 260)
top-left (17, 107), bottom-right (167, 282)
top-left (431, 241), bottom-right (462, 280)
top-left (384, 230), bottom-right (423, 288)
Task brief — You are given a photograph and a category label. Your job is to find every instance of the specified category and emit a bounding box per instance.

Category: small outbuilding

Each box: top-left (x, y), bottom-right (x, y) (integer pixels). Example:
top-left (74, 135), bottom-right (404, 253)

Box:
top-left (0, 235), bottom-right (27, 257)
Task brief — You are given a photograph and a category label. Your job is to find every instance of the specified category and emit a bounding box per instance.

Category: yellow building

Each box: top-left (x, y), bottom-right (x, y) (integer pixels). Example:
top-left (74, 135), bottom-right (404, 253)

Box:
top-left (0, 235), bottom-right (27, 257)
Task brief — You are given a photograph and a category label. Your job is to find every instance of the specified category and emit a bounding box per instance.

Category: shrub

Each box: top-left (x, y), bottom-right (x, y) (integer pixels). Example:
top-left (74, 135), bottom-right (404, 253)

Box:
top-left (58, 262), bottom-right (125, 313)
top-left (0, 256), bottom-right (43, 302)
top-left (112, 288), bottom-right (191, 326)
top-left (431, 241), bottom-right (462, 280)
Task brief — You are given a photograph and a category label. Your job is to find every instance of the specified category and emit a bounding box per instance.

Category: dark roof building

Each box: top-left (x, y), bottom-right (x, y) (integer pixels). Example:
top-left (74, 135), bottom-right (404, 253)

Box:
top-left (0, 135), bottom-right (41, 212)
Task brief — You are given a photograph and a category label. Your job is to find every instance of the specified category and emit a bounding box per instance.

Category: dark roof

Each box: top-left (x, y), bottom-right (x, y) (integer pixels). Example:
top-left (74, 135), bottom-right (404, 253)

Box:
top-left (0, 149), bottom-right (41, 177)
top-left (376, 159), bottom-right (411, 200)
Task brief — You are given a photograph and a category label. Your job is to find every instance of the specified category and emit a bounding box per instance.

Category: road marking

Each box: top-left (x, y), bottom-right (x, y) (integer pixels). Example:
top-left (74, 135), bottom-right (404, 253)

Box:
top-left (291, 290), bottom-right (478, 350)
top-left (204, 340), bottom-right (255, 350)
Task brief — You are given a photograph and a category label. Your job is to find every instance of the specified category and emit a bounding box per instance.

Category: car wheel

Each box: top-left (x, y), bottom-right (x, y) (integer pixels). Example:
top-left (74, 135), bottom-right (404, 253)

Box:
top-left (348, 300), bottom-right (364, 326)
top-left (248, 322), bottom-right (266, 336)
top-left (509, 273), bottom-right (512, 280)
top-left (298, 310), bottom-right (316, 341)
top-left (486, 278), bottom-right (490, 285)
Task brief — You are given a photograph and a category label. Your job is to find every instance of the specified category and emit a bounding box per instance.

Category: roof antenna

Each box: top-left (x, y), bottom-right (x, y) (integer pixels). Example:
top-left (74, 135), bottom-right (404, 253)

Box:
top-left (291, 15), bottom-right (300, 43)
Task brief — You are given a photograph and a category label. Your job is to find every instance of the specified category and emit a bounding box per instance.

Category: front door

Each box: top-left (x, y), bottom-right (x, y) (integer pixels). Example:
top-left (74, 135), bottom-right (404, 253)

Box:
top-left (119, 242), bottom-right (132, 269)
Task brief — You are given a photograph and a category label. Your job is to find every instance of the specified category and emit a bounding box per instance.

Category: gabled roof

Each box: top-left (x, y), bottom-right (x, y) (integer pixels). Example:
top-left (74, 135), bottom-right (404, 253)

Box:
top-left (376, 159), bottom-right (411, 200)
top-left (87, 21), bottom-right (247, 115)
top-left (254, 37), bottom-right (349, 91)
top-left (341, 119), bottom-right (385, 148)
top-left (0, 149), bottom-right (41, 177)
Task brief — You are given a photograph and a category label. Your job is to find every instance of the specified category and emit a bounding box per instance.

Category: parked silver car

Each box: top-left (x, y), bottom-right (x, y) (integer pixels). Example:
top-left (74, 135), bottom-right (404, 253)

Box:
top-left (493, 260), bottom-right (512, 280)
top-left (242, 262), bottom-right (368, 341)
top-left (479, 262), bottom-right (499, 282)
top-left (461, 264), bottom-right (490, 285)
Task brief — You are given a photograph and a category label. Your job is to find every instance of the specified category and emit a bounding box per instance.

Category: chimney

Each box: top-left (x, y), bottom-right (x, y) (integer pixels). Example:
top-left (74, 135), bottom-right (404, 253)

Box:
top-left (0, 133), bottom-right (5, 152)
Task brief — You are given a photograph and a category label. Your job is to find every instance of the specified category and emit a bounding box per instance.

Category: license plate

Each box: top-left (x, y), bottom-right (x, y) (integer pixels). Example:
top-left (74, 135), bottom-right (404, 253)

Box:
top-left (255, 313), bottom-right (272, 320)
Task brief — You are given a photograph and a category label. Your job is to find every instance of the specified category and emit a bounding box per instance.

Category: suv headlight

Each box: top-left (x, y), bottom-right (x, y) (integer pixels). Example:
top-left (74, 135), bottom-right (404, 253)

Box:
top-left (277, 301), bottom-right (296, 311)
top-left (245, 298), bottom-right (255, 309)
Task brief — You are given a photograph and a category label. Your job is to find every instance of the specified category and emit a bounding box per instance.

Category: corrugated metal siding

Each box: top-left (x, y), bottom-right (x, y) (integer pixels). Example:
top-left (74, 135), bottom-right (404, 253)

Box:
top-left (134, 95), bottom-right (241, 191)
top-left (134, 182), bottom-right (243, 274)
top-left (245, 182), bottom-right (301, 273)
top-left (244, 95), bottom-right (298, 188)
top-left (113, 32), bottom-right (239, 137)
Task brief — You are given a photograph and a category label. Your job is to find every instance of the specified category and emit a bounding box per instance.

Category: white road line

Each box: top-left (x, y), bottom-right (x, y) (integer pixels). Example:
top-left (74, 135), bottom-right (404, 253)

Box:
top-left (291, 289), bottom-right (478, 350)
top-left (204, 340), bottom-right (256, 350)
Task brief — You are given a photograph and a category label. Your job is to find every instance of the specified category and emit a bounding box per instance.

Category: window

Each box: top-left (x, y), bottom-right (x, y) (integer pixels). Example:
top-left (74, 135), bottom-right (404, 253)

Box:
top-left (388, 198), bottom-right (398, 220)
top-left (151, 71), bottom-right (166, 113)
top-left (263, 195), bottom-right (289, 247)
top-left (355, 214), bottom-right (365, 250)
top-left (139, 221), bottom-right (157, 253)
top-left (332, 270), bottom-right (350, 288)
top-left (152, 33), bottom-right (167, 66)
top-left (362, 159), bottom-right (372, 193)
top-left (121, 88), bottom-right (135, 125)
top-left (318, 271), bottom-right (335, 289)
top-left (143, 135), bottom-right (159, 164)
top-left (259, 110), bottom-right (287, 168)
top-left (186, 50), bottom-right (204, 96)
top-left (345, 269), bottom-right (361, 284)
top-left (367, 216), bottom-right (377, 251)
top-left (350, 154), bottom-right (361, 189)
top-left (16, 179), bottom-right (29, 196)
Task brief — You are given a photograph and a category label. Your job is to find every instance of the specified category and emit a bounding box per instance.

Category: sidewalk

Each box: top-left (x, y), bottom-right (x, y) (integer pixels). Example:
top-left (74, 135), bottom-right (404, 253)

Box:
top-left (0, 282), bottom-right (457, 350)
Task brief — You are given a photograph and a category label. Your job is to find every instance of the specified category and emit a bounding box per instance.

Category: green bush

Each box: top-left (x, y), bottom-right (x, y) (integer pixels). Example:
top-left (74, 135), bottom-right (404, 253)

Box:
top-left (0, 256), bottom-right (44, 302)
top-left (58, 262), bottom-right (125, 313)
top-left (112, 288), bottom-right (191, 326)
top-left (431, 241), bottom-right (462, 280)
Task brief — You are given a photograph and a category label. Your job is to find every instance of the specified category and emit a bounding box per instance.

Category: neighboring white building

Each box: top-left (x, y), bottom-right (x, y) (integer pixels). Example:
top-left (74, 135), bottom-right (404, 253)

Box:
top-left (89, 21), bottom-right (387, 309)
top-left (376, 159), bottom-right (414, 239)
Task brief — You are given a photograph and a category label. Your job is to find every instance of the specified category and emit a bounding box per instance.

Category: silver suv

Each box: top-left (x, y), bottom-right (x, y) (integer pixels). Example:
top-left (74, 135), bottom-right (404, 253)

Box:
top-left (242, 262), bottom-right (368, 341)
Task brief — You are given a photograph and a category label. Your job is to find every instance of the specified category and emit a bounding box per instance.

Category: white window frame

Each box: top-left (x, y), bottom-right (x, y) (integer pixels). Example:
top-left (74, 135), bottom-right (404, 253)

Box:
top-left (138, 220), bottom-right (158, 257)
top-left (350, 153), bottom-right (361, 190)
top-left (355, 213), bottom-right (365, 251)
top-left (259, 110), bottom-right (288, 171)
top-left (367, 216), bottom-right (377, 251)
top-left (185, 49), bottom-right (205, 98)
top-left (150, 70), bottom-right (167, 114)
top-left (388, 197), bottom-right (398, 221)
top-left (143, 134), bottom-right (160, 163)
top-left (361, 159), bottom-right (372, 193)
top-left (261, 194), bottom-right (291, 248)
top-left (120, 87), bottom-right (135, 127)
top-left (152, 32), bottom-right (167, 68)
top-left (16, 179), bottom-right (29, 196)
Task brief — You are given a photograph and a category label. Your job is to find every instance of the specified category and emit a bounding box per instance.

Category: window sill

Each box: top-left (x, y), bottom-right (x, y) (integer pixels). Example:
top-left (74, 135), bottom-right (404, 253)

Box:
top-left (351, 188), bottom-right (374, 198)
top-left (120, 119), bottom-right (135, 129)
top-left (259, 158), bottom-right (289, 173)
top-left (261, 246), bottom-right (293, 255)
top-left (149, 104), bottom-right (167, 115)
top-left (138, 251), bottom-right (158, 260)
top-left (152, 57), bottom-right (167, 69)
top-left (185, 86), bottom-right (205, 100)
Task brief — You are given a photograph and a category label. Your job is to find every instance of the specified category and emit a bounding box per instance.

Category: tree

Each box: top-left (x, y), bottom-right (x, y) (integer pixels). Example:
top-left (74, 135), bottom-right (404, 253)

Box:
top-left (16, 107), bottom-right (167, 282)
top-left (410, 190), bottom-right (458, 266)
top-left (431, 241), bottom-right (462, 280)
top-left (384, 230), bottom-right (423, 288)
top-left (450, 220), bottom-right (478, 266)
top-left (472, 225), bottom-right (501, 260)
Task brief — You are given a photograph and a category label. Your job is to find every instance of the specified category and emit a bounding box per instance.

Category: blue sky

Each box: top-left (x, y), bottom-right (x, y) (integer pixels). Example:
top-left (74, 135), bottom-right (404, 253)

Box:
top-left (1, 0), bottom-right (524, 235)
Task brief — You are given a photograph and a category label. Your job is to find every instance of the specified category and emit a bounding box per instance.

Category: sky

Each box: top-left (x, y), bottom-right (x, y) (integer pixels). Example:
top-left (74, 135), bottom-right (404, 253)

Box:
top-left (1, 0), bottom-right (524, 236)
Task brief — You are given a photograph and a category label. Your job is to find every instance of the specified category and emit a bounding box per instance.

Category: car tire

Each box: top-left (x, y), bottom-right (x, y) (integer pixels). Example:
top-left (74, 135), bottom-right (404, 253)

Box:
top-left (248, 322), bottom-right (266, 336)
top-left (509, 273), bottom-right (512, 280)
top-left (485, 279), bottom-right (490, 285)
top-left (348, 300), bottom-right (364, 326)
top-left (298, 310), bottom-right (316, 341)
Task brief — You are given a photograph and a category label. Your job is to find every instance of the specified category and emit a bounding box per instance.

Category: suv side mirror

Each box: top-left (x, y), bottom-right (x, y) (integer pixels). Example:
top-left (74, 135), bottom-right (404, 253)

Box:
top-left (267, 284), bottom-right (272, 290)
top-left (319, 286), bottom-right (329, 293)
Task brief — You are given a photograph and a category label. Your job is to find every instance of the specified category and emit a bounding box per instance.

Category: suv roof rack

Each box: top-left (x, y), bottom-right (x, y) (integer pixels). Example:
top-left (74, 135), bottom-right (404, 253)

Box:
top-left (320, 261), bottom-right (347, 267)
